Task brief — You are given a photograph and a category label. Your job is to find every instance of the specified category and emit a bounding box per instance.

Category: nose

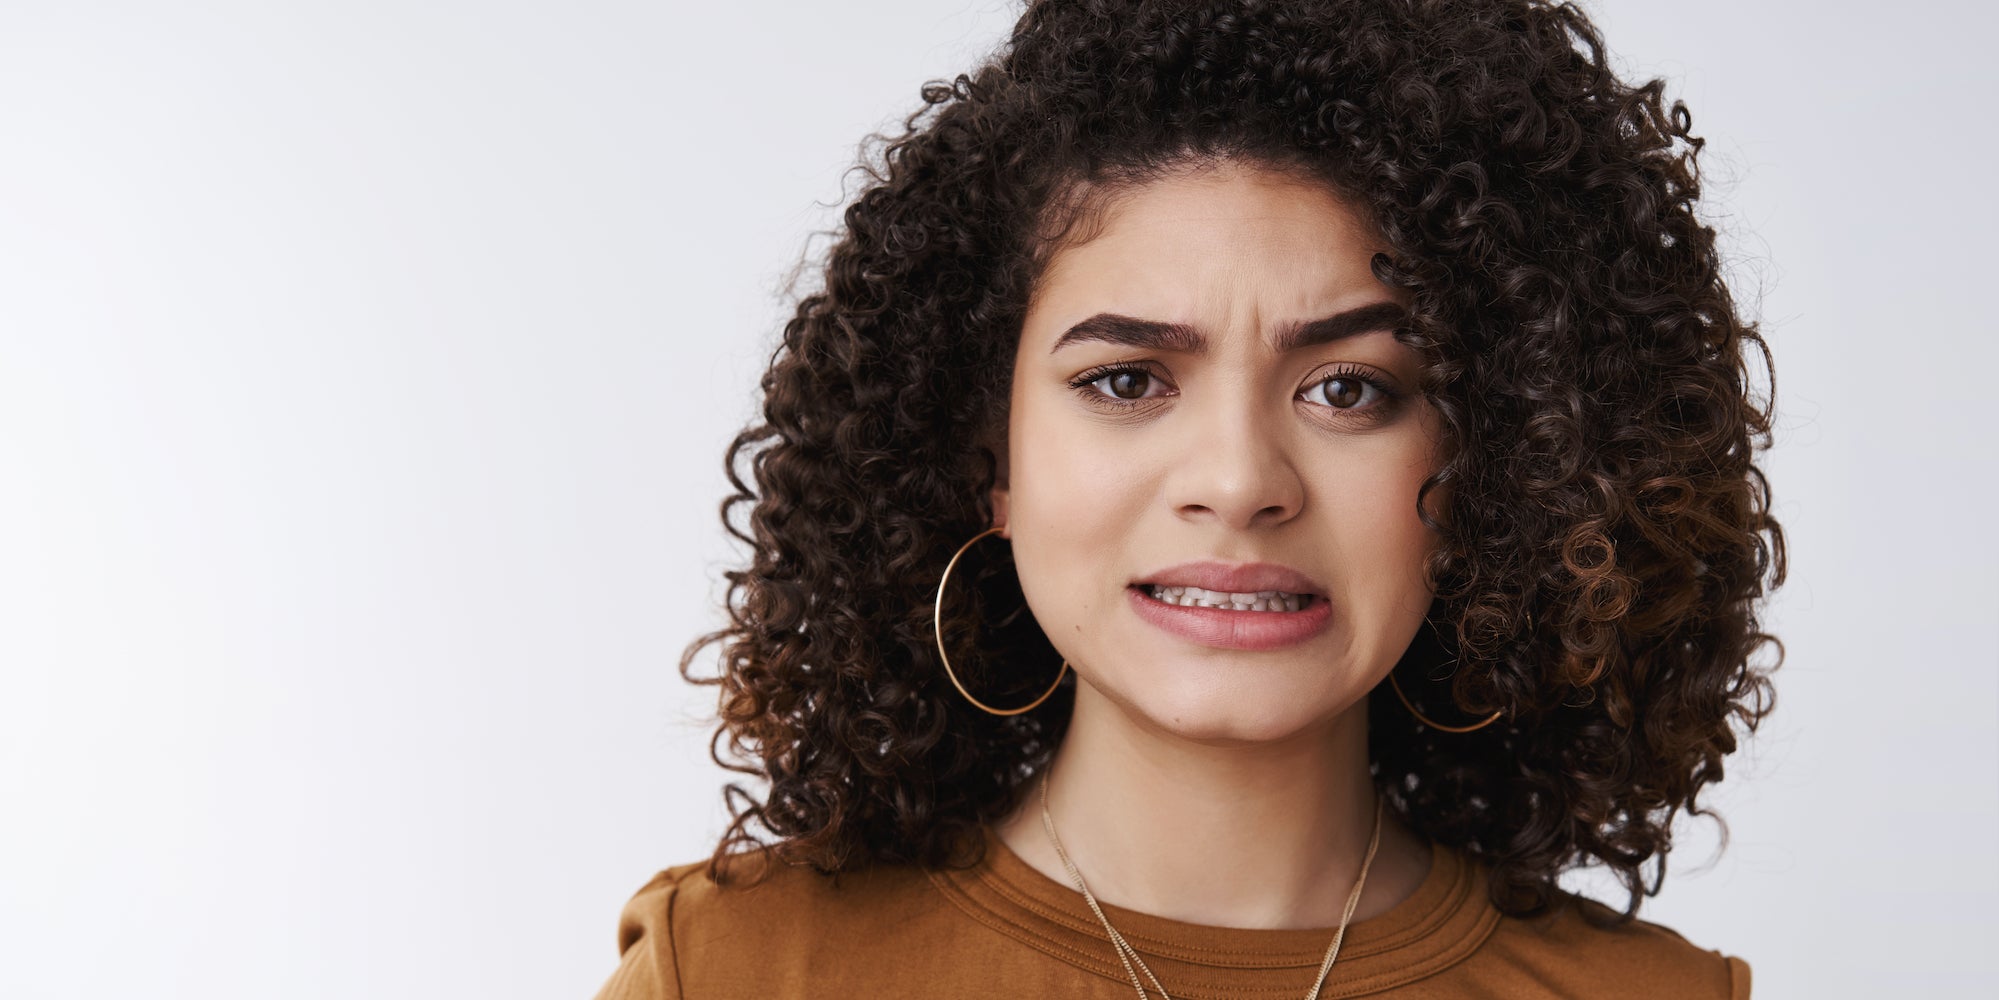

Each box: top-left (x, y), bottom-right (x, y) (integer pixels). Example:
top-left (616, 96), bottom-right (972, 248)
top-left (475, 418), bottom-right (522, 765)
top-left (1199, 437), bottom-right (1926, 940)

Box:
top-left (1164, 394), bottom-right (1305, 530)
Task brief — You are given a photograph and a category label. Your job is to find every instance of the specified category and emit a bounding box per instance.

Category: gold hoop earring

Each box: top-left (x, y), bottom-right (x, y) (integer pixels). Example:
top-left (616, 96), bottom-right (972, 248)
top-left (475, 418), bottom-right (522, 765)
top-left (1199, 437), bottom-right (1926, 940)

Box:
top-left (1385, 611), bottom-right (1511, 734)
top-left (931, 526), bottom-right (1069, 716)
top-left (1387, 669), bottom-right (1503, 733)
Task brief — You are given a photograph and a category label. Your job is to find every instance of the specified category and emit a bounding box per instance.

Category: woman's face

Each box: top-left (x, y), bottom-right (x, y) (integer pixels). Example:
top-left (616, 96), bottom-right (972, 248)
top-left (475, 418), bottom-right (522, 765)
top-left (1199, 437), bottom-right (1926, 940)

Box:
top-left (992, 159), bottom-right (1445, 744)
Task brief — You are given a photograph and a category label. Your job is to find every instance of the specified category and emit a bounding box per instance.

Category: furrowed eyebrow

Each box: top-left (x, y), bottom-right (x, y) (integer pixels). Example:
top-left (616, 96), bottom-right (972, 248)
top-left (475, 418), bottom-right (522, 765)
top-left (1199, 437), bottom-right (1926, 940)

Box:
top-left (1273, 301), bottom-right (1408, 352)
top-left (1047, 313), bottom-right (1203, 355)
top-left (1048, 301), bottom-right (1407, 354)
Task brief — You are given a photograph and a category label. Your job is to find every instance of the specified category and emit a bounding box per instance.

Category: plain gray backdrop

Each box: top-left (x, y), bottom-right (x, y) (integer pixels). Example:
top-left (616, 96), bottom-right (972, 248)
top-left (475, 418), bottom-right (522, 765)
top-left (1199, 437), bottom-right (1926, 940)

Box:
top-left (2, 1), bottom-right (1993, 997)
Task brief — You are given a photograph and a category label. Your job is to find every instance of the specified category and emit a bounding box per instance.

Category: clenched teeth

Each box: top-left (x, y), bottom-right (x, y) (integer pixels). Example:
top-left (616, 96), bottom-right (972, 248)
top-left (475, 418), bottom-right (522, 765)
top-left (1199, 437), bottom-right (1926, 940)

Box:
top-left (1143, 584), bottom-right (1311, 613)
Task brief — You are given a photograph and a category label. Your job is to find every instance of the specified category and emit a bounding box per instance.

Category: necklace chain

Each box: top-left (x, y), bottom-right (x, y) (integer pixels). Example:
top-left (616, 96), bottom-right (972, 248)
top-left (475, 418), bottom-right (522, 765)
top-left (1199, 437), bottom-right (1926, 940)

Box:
top-left (1038, 774), bottom-right (1385, 1000)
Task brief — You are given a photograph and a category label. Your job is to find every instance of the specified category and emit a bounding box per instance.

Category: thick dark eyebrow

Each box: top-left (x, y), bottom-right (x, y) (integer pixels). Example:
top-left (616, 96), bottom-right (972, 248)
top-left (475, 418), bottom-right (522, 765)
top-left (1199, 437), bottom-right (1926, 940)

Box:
top-left (1046, 313), bottom-right (1203, 355)
top-left (1048, 301), bottom-right (1407, 354)
top-left (1273, 301), bottom-right (1408, 352)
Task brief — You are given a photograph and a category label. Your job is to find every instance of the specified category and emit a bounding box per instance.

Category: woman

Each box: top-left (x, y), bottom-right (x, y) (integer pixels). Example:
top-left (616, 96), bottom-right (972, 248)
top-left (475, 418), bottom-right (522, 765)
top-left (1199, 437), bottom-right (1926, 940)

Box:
top-left (595, 0), bottom-right (1784, 996)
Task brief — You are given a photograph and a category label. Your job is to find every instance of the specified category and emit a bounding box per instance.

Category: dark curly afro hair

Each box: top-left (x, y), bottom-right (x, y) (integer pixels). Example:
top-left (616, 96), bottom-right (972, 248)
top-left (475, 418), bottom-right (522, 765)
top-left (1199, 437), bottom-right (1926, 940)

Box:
top-left (678, 0), bottom-right (1787, 927)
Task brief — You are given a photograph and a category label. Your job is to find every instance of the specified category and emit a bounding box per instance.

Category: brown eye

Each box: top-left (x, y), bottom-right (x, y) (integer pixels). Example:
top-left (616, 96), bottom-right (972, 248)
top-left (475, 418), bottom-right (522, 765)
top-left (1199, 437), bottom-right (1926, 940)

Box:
top-left (1070, 364), bottom-right (1172, 408)
top-left (1319, 376), bottom-right (1364, 408)
top-left (1298, 367), bottom-right (1398, 416)
top-left (1108, 370), bottom-right (1150, 399)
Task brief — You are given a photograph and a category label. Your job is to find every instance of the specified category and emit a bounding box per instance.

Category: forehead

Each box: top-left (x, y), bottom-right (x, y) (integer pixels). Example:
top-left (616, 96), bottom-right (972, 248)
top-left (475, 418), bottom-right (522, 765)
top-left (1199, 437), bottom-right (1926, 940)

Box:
top-left (1027, 163), bottom-right (1389, 326)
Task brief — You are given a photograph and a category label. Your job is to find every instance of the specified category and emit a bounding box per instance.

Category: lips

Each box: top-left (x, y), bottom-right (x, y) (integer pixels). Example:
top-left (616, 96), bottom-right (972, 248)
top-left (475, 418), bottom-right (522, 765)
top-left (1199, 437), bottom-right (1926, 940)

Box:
top-left (1132, 560), bottom-right (1324, 596)
top-left (1126, 560), bottom-right (1333, 651)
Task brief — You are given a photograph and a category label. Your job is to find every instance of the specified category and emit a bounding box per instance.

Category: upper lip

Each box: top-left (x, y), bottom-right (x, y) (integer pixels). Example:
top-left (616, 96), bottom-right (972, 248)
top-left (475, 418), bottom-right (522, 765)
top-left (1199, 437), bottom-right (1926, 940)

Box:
top-left (1133, 561), bottom-right (1325, 596)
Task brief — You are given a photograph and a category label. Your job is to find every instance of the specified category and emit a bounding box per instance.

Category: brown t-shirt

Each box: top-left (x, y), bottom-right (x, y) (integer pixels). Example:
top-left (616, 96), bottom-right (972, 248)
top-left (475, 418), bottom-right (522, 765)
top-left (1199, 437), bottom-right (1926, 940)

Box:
top-left (590, 828), bottom-right (1751, 998)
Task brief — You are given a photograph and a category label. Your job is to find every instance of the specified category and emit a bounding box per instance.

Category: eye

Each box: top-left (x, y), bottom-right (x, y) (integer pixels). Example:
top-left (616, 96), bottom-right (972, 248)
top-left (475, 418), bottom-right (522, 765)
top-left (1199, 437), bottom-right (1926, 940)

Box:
top-left (1298, 365), bottom-right (1401, 417)
top-left (1100, 369), bottom-right (1152, 399)
top-left (1070, 363), bottom-right (1171, 408)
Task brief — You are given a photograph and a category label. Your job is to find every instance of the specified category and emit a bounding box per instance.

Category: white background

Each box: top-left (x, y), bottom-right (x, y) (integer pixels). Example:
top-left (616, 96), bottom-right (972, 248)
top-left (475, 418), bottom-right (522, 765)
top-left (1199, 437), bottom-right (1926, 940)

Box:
top-left (2, 1), bottom-right (1993, 997)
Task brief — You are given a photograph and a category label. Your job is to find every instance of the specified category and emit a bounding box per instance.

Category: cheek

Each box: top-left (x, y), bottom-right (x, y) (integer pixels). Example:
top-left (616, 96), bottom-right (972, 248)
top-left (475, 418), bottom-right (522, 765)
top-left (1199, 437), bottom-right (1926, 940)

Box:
top-left (1329, 439), bottom-right (1442, 619)
top-left (1005, 403), bottom-right (1148, 625)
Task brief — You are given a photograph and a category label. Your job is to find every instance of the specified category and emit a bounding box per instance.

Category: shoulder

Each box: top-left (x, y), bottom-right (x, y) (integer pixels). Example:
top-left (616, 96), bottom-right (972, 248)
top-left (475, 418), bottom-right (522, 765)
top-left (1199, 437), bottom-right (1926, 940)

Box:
top-left (1475, 886), bottom-right (1753, 1000)
top-left (589, 852), bottom-right (951, 1000)
top-left (661, 850), bottom-right (944, 937)
top-left (590, 865), bottom-right (696, 1000)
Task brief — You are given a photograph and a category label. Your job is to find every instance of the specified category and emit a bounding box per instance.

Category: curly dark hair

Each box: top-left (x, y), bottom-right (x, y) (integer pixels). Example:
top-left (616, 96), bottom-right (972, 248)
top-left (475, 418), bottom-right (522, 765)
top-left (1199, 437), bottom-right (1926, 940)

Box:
top-left (677, 0), bottom-right (1786, 927)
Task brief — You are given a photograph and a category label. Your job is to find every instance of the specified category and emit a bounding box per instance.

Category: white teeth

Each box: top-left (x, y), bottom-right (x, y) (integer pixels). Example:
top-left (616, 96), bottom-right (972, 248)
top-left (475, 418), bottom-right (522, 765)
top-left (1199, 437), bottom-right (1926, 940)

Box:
top-left (1144, 584), bottom-right (1310, 613)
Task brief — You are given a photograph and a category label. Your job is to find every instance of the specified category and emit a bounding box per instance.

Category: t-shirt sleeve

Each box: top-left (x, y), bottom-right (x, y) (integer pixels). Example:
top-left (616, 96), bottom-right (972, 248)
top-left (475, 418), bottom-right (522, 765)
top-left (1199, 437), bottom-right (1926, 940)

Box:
top-left (1724, 952), bottom-right (1752, 999)
top-left (589, 869), bottom-right (687, 1000)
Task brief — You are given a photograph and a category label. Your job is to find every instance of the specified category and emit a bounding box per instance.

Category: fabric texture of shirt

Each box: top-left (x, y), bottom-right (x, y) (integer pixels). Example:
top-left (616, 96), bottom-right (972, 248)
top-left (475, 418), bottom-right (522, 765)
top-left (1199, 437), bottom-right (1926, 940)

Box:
top-left (590, 827), bottom-right (1751, 999)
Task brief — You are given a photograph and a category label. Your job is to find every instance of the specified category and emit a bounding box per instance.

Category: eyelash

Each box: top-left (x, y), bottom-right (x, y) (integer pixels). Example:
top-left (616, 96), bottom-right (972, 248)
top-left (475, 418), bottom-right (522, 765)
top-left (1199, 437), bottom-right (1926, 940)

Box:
top-left (1067, 361), bottom-right (1404, 421)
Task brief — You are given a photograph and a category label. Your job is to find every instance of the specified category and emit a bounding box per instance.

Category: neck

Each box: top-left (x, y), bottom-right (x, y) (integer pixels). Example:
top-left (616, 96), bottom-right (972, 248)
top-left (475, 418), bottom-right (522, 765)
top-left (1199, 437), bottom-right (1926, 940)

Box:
top-left (995, 677), bottom-right (1432, 930)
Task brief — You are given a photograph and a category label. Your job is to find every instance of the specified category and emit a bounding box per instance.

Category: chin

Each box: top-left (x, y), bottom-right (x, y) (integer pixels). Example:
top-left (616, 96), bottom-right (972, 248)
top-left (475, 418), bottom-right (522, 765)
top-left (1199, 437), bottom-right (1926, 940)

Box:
top-left (1107, 670), bottom-right (1357, 747)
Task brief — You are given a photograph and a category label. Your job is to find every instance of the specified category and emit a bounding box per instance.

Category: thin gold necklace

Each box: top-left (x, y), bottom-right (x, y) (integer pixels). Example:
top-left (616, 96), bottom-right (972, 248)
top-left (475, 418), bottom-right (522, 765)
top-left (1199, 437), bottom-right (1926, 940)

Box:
top-left (1038, 774), bottom-right (1385, 1000)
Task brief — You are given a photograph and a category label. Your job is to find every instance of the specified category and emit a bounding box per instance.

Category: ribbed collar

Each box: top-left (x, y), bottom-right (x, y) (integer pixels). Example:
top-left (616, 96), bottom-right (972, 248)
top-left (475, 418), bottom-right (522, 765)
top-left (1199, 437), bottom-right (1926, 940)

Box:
top-left (927, 827), bottom-right (1501, 999)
